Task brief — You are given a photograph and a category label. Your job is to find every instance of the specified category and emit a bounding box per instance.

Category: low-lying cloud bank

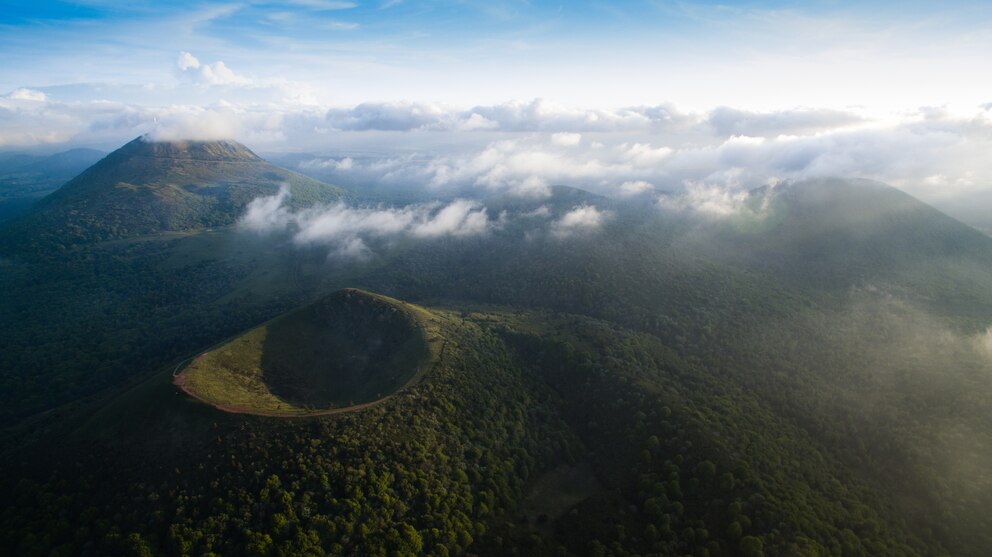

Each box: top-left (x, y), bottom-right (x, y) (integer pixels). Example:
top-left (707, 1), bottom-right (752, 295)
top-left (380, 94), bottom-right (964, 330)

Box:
top-left (1, 95), bottom-right (870, 147)
top-left (241, 187), bottom-right (495, 258)
top-left (321, 99), bottom-right (697, 133)
top-left (4, 85), bottom-right (992, 211)
top-left (240, 186), bottom-right (618, 257)
top-left (290, 107), bottom-right (992, 209)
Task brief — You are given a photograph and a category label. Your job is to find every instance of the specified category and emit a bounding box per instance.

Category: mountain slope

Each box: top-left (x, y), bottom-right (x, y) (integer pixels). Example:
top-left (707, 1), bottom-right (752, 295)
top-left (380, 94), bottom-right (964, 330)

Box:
top-left (1, 137), bottom-right (344, 250)
top-left (692, 178), bottom-right (992, 323)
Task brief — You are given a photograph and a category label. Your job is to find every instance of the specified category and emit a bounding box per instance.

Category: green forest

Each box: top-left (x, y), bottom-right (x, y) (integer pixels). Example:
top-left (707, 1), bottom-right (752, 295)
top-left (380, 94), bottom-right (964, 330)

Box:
top-left (2, 169), bottom-right (991, 556)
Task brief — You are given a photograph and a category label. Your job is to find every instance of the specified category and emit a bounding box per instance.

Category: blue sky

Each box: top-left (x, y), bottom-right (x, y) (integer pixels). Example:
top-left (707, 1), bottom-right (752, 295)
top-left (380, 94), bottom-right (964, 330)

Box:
top-left (2, 0), bottom-right (990, 110)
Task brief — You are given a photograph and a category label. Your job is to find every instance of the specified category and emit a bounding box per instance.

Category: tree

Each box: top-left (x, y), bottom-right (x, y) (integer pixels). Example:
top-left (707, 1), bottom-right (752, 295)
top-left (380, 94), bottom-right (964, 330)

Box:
top-left (740, 535), bottom-right (764, 557)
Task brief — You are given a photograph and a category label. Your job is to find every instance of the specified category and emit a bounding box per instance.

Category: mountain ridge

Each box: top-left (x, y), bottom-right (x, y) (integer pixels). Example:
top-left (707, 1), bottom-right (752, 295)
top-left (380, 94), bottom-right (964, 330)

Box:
top-left (0, 136), bottom-right (345, 252)
top-left (108, 136), bottom-right (263, 162)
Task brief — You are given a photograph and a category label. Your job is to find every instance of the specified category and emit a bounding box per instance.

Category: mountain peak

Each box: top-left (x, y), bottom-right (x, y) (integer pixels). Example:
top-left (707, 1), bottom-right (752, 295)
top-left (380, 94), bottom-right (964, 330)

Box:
top-left (0, 137), bottom-right (344, 251)
top-left (114, 136), bottom-right (262, 162)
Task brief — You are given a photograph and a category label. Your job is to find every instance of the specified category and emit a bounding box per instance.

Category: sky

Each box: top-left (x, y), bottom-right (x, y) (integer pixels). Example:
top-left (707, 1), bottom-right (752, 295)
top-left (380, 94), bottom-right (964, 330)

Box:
top-left (1, 0), bottom-right (992, 212)
top-left (3, 1), bottom-right (991, 111)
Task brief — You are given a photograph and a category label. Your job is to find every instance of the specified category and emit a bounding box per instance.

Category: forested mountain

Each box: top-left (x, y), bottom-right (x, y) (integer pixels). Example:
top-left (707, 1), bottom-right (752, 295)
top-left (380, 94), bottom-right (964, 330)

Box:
top-left (1, 146), bottom-right (990, 556)
top-left (0, 137), bottom-right (344, 251)
top-left (696, 179), bottom-right (992, 319)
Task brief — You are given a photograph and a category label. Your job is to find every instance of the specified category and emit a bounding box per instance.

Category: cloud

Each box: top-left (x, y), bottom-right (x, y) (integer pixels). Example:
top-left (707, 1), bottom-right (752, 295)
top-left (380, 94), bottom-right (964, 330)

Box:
top-left (658, 182), bottom-right (761, 218)
top-left (146, 109), bottom-right (245, 141)
top-left (622, 143), bottom-right (673, 165)
top-left (522, 205), bottom-right (550, 218)
top-left (551, 205), bottom-right (610, 238)
top-left (325, 102), bottom-right (452, 131)
top-left (4, 88), bottom-right (47, 102)
top-left (323, 21), bottom-right (360, 30)
top-left (707, 107), bottom-right (863, 137)
top-left (974, 327), bottom-right (992, 358)
top-left (285, 0), bottom-right (357, 8)
top-left (176, 52), bottom-right (252, 86)
top-left (239, 189), bottom-right (494, 257)
top-left (464, 99), bottom-right (686, 132)
top-left (176, 51), bottom-right (200, 72)
top-left (551, 132), bottom-right (581, 146)
top-left (619, 180), bottom-right (653, 196)
top-left (278, 106), bottom-right (992, 207)
top-left (321, 99), bottom-right (694, 133)
top-left (423, 138), bottom-right (607, 197)
top-left (3, 87), bottom-right (992, 221)
top-left (300, 156), bottom-right (354, 171)
top-left (241, 185), bottom-right (292, 232)
top-left (410, 199), bottom-right (491, 237)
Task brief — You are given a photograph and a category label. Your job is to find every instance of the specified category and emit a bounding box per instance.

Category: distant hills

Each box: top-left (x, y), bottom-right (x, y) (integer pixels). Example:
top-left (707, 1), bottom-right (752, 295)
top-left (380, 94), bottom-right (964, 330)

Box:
top-left (1, 136), bottom-right (344, 250)
top-left (0, 147), bottom-right (105, 178)
top-left (0, 147), bottom-right (105, 222)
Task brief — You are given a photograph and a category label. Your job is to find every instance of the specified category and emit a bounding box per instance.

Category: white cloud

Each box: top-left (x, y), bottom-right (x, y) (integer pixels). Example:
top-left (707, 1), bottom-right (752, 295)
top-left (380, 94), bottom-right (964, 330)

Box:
top-left (464, 99), bottom-right (681, 132)
top-left (522, 205), bottom-right (550, 218)
top-left (510, 176), bottom-right (551, 198)
top-left (323, 21), bottom-right (360, 30)
top-left (241, 185), bottom-right (292, 232)
top-left (619, 180), bottom-right (653, 196)
top-left (286, 0), bottom-right (357, 9)
top-left (325, 102), bottom-right (453, 131)
top-left (146, 109), bottom-right (245, 141)
top-left (293, 205), bottom-right (416, 243)
top-left (176, 51), bottom-right (200, 72)
top-left (658, 182), bottom-right (758, 218)
top-left (410, 199), bottom-right (490, 237)
top-left (239, 189), bottom-right (494, 257)
top-left (333, 236), bottom-right (371, 259)
top-left (3, 86), bottom-right (992, 219)
top-left (280, 107), bottom-right (992, 206)
top-left (621, 143), bottom-right (674, 166)
top-left (176, 51), bottom-right (252, 86)
top-left (707, 107), bottom-right (863, 137)
top-left (300, 156), bottom-right (353, 171)
top-left (4, 88), bottom-right (47, 102)
top-left (974, 327), bottom-right (992, 358)
top-left (457, 112), bottom-right (499, 131)
top-left (321, 99), bottom-right (695, 133)
top-left (424, 138), bottom-right (606, 196)
top-left (551, 205), bottom-right (610, 238)
top-left (551, 132), bottom-right (581, 146)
